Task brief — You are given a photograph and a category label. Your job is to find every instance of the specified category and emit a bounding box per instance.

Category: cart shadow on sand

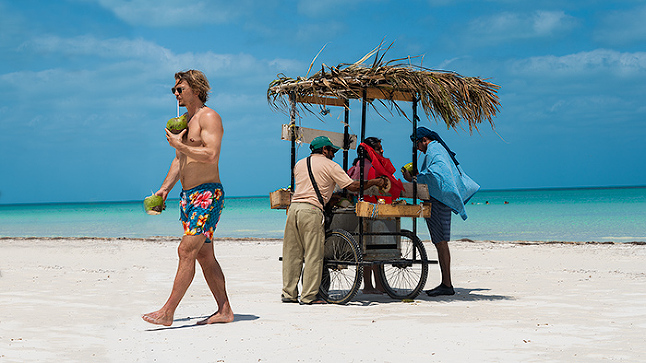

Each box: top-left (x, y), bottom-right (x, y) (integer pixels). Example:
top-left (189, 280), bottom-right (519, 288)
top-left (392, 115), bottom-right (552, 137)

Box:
top-left (145, 314), bottom-right (259, 331)
top-left (348, 287), bottom-right (512, 307)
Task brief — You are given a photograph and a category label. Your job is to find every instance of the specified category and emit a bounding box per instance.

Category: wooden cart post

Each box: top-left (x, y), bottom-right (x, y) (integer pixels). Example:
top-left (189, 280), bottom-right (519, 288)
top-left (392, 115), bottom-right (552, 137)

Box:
top-left (343, 102), bottom-right (350, 171)
top-left (289, 92), bottom-right (296, 193)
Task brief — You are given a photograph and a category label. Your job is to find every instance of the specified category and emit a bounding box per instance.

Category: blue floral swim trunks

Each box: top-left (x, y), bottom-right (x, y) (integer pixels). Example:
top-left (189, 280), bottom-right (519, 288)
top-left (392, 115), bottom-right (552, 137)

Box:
top-left (179, 183), bottom-right (225, 243)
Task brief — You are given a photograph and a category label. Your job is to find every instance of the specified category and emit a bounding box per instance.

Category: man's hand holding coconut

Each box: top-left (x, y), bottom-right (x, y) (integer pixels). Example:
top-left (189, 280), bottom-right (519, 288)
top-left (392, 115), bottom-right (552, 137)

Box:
top-left (143, 194), bottom-right (165, 215)
top-left (166, 114), bottom-right (188, 134)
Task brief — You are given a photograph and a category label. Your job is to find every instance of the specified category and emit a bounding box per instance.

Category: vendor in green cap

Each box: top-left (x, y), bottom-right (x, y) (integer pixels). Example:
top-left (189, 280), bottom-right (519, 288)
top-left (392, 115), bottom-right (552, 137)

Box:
top-left (282, 136), bottom-right (386, 304)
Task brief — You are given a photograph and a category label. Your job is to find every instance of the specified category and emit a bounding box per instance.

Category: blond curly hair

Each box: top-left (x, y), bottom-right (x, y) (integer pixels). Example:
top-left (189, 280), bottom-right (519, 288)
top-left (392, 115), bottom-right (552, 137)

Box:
top-left (175, 69), bottom-right (210, 103)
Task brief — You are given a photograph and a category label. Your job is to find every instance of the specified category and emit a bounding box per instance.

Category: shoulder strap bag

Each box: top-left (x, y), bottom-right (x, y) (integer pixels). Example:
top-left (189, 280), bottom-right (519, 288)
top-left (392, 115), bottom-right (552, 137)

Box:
top-left (306, 156), bottom-right (334, 230)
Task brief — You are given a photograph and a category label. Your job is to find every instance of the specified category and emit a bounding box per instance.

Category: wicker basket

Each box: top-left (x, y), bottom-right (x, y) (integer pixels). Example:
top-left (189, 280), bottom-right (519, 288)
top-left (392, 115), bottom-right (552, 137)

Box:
top-left (270, 189), bottom-right (292, 209)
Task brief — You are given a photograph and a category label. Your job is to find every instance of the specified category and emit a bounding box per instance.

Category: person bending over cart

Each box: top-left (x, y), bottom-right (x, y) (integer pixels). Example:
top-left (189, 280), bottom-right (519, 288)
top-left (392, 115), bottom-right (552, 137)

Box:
top-left (347, 136), bottom-right (401, 294)
top-left (282, 136), bottom-right (386, 305)
top-left (403, 127), bottom-right (480, 297)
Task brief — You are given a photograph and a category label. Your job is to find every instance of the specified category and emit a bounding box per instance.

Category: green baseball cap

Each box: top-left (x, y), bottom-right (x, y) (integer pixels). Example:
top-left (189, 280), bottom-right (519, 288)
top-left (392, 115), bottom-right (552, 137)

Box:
top-left (310, 136), bottom-right (340, 151)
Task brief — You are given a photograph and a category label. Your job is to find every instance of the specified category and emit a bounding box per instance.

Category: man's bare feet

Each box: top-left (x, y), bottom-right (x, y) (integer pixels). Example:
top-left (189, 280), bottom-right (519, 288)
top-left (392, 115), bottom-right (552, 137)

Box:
top-left (196, 310), bottom-right (234, 325)
top-left (142, 310), bottom-right (174, 326)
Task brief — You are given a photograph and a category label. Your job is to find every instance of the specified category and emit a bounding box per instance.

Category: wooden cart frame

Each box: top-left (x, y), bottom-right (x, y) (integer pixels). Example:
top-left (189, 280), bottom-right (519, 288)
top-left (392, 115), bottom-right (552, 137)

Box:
top-left (268, 47), bottom-right (500, 303)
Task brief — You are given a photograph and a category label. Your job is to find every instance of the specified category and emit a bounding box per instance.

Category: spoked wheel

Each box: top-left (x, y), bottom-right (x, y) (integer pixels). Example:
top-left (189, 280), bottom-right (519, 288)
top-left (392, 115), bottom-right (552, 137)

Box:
top-left (319, 229), bottom-right (363, 305)
top-left (378, 229), bottom-right (428, 300)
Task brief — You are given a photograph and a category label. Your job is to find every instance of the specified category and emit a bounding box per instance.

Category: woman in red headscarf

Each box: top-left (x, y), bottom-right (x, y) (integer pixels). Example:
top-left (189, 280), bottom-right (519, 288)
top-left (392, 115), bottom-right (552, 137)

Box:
top-left (349, 138), bottom-right (404, 203)
top-left (347, 137), bottom-right (404, 294)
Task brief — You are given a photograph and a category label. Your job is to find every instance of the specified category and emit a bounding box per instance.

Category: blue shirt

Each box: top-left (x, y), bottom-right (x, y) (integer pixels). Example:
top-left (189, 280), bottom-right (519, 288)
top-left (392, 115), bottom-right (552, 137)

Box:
top-left (417, 141), bottom-right (480, 220)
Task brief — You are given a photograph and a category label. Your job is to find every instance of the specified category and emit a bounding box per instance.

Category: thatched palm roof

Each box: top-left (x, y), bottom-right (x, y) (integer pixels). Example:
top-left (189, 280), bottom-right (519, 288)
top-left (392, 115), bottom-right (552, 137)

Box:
top-left (267, 47), bottom-right (501, 133)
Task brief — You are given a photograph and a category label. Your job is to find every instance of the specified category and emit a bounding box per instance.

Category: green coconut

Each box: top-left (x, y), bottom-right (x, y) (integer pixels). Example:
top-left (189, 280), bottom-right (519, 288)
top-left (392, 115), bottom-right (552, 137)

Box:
top-left (144, 194), bottom-right (165, 215)
top-left (401, 162), bottom-right (414, 174)
top-left (166, 114), bottom-right (188, 134)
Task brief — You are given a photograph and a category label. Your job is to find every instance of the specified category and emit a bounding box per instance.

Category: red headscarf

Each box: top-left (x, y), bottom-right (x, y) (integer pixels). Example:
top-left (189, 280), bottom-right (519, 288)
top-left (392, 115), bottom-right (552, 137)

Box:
top-left (359, 142), bottom-right (404, 200)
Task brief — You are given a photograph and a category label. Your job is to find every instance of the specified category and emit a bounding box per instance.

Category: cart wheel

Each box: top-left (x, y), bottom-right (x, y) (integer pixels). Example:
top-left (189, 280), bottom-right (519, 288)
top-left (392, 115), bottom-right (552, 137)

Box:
top-left (319, 229), bottom-right (363, 305)
top-left (378, 229), bottom-right (428, 300)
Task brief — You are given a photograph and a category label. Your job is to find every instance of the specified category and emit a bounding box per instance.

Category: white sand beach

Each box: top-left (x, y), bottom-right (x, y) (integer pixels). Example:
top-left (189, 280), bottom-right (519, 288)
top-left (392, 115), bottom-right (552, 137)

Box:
top-left (1, 237), bottom-right (645, 362)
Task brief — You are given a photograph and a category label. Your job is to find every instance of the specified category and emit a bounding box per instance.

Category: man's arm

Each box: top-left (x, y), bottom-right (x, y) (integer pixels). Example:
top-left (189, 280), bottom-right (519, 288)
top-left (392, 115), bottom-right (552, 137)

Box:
top-left (155, 154), bottom-right (180, 200)
top-left (166, 109), bottom-right (223, 164)
top-left (345, 178), bottom-right (385, 193)
top-left (328, 162), bottom-right (385, 193)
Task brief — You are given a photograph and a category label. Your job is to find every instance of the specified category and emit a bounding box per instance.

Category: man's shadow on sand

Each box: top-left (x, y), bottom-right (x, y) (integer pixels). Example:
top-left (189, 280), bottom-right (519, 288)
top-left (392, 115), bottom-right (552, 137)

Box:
top-left (145, 313), bottom-right (259, 331)
top-left (351, 287), bottom-right (513, 306)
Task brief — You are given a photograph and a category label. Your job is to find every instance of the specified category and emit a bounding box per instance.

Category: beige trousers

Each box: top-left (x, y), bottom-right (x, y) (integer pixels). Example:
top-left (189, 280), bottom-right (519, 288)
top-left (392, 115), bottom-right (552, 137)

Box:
top-left (282, 202), bottom-right (325, 303)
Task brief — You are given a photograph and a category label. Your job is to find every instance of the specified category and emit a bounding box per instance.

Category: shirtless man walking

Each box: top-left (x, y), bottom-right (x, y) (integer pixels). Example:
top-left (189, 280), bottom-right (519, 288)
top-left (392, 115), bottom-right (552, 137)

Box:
top-left (142, 70), bottom-right (233, 326)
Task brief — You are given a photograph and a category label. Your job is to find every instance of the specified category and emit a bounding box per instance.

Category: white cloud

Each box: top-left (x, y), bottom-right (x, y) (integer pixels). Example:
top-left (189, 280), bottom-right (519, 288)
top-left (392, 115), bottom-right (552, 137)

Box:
top-left (21, 35), bottom-right (173, 60)
top-left (510, 49), bottom-right (646, 77)
top-left (5, 33), bottom-right (304, 133)
top-left (466, 10), bottom-right (576, 44)
top-left (594, 5), bottom-right (646, 45)
top-left (91, 0), bottom-right (240, 26)
top-left (18, 34), bottom-right (292, 79)
top-left (268, 58), bottom-right (305, 73)
top-left (533, 11), bottom-right (569, 35)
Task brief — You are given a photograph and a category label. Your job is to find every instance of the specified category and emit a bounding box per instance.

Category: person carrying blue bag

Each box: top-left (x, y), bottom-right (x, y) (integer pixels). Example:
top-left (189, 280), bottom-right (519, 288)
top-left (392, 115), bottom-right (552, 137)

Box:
top-left (402, 127), bottom-right (480, 297)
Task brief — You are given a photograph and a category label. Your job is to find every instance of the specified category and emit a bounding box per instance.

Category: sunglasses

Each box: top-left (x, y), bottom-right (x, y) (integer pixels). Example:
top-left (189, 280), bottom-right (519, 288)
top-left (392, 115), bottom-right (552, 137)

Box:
top-left (171, 87), bottom-right (184, 94)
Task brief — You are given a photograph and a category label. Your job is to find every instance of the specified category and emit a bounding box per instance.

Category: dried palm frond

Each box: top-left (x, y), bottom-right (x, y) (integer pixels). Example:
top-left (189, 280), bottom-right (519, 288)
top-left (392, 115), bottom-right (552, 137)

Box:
top-left (267, 45), bottom-right (501, 133)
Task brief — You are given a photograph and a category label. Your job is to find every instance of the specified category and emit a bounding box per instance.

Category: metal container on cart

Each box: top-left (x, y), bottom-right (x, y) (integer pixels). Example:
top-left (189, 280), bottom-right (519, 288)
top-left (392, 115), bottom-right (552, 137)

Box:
top-left (329, 211), bottom-right (400, 260)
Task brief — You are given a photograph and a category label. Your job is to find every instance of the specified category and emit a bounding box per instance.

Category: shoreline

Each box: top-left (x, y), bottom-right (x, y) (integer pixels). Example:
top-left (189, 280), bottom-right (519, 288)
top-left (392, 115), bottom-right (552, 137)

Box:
top-left (2, 235), bottom-right (645, 245)
top-left (1, 238), bottom-right (645, 362)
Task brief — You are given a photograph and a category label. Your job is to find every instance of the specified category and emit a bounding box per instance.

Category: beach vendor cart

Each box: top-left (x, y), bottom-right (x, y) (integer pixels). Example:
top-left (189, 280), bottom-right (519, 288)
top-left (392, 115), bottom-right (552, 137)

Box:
top-left (268, 46), bottom-right (500, 304)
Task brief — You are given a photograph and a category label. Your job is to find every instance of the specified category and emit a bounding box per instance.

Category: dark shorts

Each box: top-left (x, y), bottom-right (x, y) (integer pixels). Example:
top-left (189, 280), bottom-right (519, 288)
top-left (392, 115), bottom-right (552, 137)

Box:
top-left (425, 197), bottom-right (451, 244)
top-left (179, 183), bottom-right (224, 243)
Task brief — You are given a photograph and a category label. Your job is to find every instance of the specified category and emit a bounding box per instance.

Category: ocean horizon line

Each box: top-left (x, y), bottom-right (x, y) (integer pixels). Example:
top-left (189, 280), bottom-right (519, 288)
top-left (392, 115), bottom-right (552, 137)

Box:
top-left (1, 184), bottom-right (644, 207)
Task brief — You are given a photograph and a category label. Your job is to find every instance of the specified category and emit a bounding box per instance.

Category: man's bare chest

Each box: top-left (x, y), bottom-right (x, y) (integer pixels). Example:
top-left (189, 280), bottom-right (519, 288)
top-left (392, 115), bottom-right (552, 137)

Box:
top-left (185, 121), bottom-right (203, 146)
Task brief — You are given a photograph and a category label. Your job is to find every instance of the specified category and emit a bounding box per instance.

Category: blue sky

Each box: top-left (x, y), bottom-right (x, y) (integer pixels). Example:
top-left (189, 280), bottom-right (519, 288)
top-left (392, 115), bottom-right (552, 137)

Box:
top-left (1, 0), bottom-right (645, 204)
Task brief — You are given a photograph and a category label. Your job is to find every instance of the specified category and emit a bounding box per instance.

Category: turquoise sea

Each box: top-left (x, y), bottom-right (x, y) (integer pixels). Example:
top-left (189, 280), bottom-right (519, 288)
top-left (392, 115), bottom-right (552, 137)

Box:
top-left (1, 186), bottom-right (645, 243)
